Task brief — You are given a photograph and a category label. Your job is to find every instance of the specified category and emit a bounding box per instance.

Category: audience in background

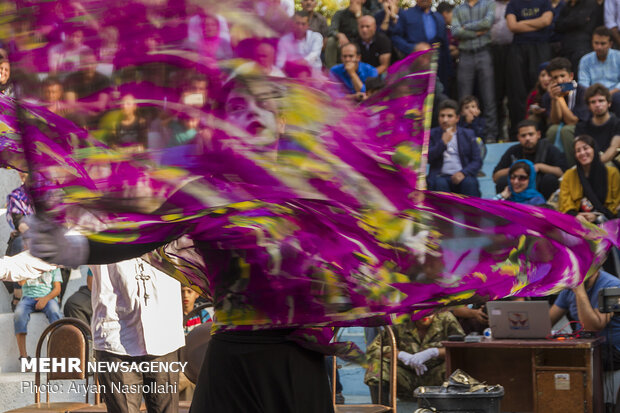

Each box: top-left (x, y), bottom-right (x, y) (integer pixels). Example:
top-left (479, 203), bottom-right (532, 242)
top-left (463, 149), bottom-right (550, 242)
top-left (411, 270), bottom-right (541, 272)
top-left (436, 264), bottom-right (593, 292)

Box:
top-left (301, 0), bottom-right (329, 40)
top-left (330, 42), bottom-right (378, 99)
top-left (578, 26), bottom-right (620, 118)
top-left (493, 120), bottom-right (567, 199)
top-left (494, 159), bottom-right (547, 205)
top-left (542, 57), bottom-right (589, 166)
top-left (356, 15), bottom-right (391, 75)
top-left (326, 0), bottom-right (368, 68)
top-left (554, 0), bottom-right (597, 72)
top-left (277, 11), bottom-right (323, 71)
top-left (458, 95), bottom-right (486, 139)
top-left (427, 99), bottom-right (482, 196)
top-left (505, 0), bottom-right (553, 139)
top-left (575, 84), bottom-right (620, 164)
top-left (452, 0), bottom-right (498, 142)
top-left (526, 62), bottom-right (552, 133)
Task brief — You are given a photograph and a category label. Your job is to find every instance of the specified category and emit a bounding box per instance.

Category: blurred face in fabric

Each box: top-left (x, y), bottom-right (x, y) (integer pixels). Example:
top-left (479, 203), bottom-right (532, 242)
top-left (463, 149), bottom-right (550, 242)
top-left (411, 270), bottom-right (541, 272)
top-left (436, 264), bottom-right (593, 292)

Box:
top-left (0, 61), bottom-right (10, 85)
top-left (510, 167), bottom-right (530, 194)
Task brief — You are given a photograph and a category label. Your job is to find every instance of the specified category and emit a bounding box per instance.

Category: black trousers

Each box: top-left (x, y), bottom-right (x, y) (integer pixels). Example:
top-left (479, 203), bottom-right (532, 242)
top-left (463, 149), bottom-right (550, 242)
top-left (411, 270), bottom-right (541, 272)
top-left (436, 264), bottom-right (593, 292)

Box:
top-left (491, 43), bottom-right (511, 139)
top-left (95, 350), bottom-right (179, 413)
top-left (506, 42), bottom-right (552, 139)
top-left (190, 331), bottom-right (334, 413)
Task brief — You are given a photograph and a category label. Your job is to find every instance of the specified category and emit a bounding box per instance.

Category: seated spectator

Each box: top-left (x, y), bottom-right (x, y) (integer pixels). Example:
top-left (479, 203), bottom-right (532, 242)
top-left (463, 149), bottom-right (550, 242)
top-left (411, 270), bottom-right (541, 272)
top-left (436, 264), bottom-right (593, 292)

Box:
top-left (365, 76), bottom-right (385, 98)
top-left (100, 94), bottom-right (148, 150)
top-left (356, 15), bottom-right (391, 75)
top-left (458, 96), bottom-right (486, 138)
top-left (329, 43), bottom-right (378, 100)
top-left (574, 84), bottom-right (620, 164)
top-left (234, 41), bottom-right (285, 78)
top-left (579, 26), bottom-right (620, 118)
top-left (554, 0), bottom-right (597, 72)
top-left (48, 27), bottom-right (92, 75)
top-left (493, 120), bottom-right (567, 199)
top-left (559, 134), bottom-right (620, 224)
top-left (427, 99), bottom-right (482, 196)
top-left (276, 11), bottom-right (323, 71)
top-left (62, 266), bottom-right (93, 325)
top-left (39, 77), bottom-right (86, 127)
top-left (14, 267), bottom-right (63, 363)
top-left (301, 0), bottom-right (329, 40)
top-left (391, 0), bottom-right (453, 88)
top-left (326, 0), bottom-right (368, 68)
top-left (526, 62), bottom-right (552, 133)
top-left (549, 270), bottom-right (620, 376)
top-left (542, 57), bottom-right (590, 166)
top-left (364, 312), bottom-right (464, 404)
top-left (0, 50), bottom-right (14, 97)
top-left (494, 159), bottom-right (547, 205)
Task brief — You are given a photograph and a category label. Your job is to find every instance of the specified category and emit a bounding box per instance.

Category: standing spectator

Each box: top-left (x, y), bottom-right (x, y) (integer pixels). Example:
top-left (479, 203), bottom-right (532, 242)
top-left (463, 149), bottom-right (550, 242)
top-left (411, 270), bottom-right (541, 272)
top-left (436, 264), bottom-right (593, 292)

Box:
top-left (62, 266), bottom-right (93, 325)
top-left (277, 11), bottom-right (324, 71)
top-left (549, 0), bottom-right (566, 56)
top-left (391, 0), bottom-right (454, 88)
top-left (490, 0), bottom-right (514, 141)
top-left (91, 259), bottom-right (184, 413)
top-left (578, 26), bottom-right (620, 118)
top-left (438, 2), bottom-right (459, 98)
top-left (47, 27), bottom-right (92, 75)
top-left (301, 0), bottom-right (329, 40)
top-left (325, 0), bottom-right (368, 68)
top-left (575, 84), bottom-right (620, 164)
top-left (559, 134), bottom-right (620, 223)
top-left (554, 0), bottom-right (597, 73)
top-left (452, 0), bottom-right (498, 142)
top-left (493, 119), bottom-right (567, 199)
top-left (542, 57), bottom-right (590, 166)
top-left (355, 15), bottom-right (391, 75)
top-left (14, 268), bottom-right (63, 363)
top-left (375, 0), bottom-right (401, 39)
top-left (329, 43), bottom-right (378, 100)
top-left (427, 99), bottom-right (482, 196)
top-left (605, 0), bottom-right (620, 46)
top-left (505, 0), bottom-right (553, 140)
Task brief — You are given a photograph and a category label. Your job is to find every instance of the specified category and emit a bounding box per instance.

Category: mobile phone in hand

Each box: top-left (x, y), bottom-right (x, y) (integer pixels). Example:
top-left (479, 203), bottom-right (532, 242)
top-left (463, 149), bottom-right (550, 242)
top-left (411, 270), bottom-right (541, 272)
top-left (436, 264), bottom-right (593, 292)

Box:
top-left (559, 81), bottom-right (577, 92)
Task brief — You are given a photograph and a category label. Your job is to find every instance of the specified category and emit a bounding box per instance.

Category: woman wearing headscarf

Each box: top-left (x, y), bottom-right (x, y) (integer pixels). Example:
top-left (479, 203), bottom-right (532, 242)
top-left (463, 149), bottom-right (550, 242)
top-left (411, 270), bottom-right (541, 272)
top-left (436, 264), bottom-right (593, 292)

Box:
top-left (494, 159), bottom-right (547, 206)
top-left (559, 135), bottom-right (620, 224)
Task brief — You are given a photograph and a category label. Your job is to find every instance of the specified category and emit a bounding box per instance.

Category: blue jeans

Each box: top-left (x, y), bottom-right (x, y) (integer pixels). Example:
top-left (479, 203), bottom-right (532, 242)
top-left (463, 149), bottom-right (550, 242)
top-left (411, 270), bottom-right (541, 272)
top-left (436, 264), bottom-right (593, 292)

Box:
top-left (14, 296), bottom-right (62, 334)
top-left (428, 174), bottom-right (481, 197)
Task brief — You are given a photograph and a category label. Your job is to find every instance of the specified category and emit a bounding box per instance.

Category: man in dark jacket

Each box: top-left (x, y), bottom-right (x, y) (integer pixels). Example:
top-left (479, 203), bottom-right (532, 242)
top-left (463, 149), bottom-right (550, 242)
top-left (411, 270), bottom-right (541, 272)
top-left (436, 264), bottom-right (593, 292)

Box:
top-left (427, 99), bottom-right (482, 196)
top-left (391, 0), bottom-right (453, 88)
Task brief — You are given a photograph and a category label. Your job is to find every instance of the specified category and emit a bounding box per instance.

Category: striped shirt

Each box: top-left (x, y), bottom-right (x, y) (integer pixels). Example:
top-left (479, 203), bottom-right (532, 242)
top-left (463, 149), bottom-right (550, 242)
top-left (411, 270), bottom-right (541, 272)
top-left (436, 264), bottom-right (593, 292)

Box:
top-left (452, 0), bottom-right (496, 51)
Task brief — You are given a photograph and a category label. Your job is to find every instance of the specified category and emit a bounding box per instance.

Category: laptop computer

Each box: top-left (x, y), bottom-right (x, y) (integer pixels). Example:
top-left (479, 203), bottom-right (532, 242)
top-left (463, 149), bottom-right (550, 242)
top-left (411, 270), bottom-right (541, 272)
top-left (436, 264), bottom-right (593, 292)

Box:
top-left (487, 301), bottom-right (551, 339)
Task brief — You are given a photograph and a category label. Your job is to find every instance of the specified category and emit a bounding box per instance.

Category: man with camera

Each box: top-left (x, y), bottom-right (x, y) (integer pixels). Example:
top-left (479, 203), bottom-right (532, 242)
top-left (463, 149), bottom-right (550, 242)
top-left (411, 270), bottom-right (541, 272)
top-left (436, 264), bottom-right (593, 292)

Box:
top-left (549, 270), bottom-right (620, 410)
top-left (541, 57), bottom-right (590, 167)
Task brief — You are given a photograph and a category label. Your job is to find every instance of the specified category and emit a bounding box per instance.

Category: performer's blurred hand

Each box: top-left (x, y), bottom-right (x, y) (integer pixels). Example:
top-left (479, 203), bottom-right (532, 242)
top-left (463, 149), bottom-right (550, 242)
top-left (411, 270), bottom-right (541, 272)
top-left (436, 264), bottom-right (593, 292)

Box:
top-left (24, 216), bottom-right (88, 268)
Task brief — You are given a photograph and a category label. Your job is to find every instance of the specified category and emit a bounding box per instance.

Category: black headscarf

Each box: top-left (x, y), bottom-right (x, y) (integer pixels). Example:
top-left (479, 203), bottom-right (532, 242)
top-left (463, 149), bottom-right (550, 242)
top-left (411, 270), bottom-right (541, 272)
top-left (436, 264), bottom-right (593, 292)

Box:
top-left (575, 135), bottom-right (616, 220)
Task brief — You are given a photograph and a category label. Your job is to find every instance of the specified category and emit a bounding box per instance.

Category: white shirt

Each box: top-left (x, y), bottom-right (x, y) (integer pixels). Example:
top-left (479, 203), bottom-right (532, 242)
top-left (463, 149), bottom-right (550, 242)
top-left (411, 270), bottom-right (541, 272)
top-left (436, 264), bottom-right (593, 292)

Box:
top-left (90, 258), bottom-right (185, 357)
top-left (276, 31), bottom-right (324, 70)
top-left (0, 251), bottom-right (57, 282)
top-left (441, 132), bottom-right (463, 175)
top-left (606, 0), bottom-right (620, 29)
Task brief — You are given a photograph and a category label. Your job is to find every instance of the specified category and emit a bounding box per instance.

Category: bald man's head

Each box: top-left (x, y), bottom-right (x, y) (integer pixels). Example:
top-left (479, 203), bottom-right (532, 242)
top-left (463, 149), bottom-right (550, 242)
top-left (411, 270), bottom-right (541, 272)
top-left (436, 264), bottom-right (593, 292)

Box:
top-left (358, 15), bottom-right (376, 42)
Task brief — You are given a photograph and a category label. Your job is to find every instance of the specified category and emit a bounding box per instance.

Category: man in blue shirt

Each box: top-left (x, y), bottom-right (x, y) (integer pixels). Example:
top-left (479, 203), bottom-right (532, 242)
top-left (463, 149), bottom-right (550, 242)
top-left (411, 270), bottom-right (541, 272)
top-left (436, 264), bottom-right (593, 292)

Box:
top-left (391, 0), bottom-right (453, 88)
top-left (578, 26), bottom-right (620, 118)
top-left (329, 43), bottom-right (378, 100)
top-left (550, 270), bottom-right (620, 371)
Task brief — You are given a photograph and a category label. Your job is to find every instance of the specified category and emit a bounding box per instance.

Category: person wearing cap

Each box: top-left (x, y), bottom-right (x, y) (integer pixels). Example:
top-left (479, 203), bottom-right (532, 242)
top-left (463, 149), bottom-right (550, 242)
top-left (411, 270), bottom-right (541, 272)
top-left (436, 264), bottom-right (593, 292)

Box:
top-left (364, 312), bottom-right (464, 404)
